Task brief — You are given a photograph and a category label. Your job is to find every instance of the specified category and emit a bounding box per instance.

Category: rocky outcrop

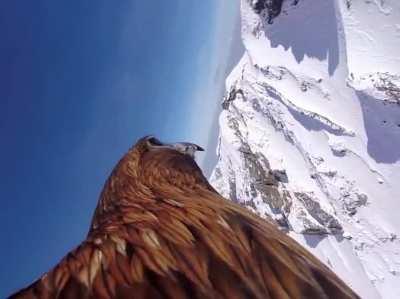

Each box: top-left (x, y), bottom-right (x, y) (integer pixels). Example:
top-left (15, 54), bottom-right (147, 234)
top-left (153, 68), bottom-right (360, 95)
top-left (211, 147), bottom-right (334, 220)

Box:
top-left (250, 0), bottom-right (299, 23)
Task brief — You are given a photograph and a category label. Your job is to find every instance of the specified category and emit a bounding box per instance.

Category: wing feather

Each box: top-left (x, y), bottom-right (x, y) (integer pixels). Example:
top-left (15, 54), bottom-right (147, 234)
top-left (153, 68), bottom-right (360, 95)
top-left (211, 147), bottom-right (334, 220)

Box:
top-left (9, 147), bottom-right (360, 299)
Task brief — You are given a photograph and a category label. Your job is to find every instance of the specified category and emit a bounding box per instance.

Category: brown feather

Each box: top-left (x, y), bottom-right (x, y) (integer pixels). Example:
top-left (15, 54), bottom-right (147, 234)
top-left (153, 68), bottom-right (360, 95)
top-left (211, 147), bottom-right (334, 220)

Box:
top-left (8, 136), bottom-right (360, 299)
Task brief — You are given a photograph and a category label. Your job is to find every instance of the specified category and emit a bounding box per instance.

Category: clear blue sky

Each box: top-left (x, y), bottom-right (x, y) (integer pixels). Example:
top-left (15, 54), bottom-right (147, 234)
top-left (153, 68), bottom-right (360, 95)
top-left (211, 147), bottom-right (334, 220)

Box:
top-left (0, 0), bottom-right (240, 297)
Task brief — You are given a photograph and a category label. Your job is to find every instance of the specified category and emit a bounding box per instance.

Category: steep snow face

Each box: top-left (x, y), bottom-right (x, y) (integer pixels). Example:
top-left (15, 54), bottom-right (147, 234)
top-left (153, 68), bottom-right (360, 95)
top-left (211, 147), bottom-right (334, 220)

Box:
top-left (210, 1), bottom-right (400, 298)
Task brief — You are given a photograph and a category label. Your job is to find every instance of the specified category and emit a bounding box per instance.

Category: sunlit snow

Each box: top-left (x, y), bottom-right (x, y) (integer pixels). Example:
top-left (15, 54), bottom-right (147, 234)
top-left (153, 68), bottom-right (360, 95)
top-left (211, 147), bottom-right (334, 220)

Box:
top-left (210, 1), bottom-right (400, 298)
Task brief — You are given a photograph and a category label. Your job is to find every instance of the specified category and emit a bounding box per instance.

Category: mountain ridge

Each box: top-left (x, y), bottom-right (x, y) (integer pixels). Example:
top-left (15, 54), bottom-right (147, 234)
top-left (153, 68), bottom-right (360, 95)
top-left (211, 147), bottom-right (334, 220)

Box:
top-left (210, 1), bottom-right (400, 298)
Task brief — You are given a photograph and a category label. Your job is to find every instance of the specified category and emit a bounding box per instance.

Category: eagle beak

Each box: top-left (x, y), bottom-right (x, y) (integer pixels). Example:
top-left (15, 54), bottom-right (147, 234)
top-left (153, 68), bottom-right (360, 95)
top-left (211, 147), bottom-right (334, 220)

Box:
top-left (167, 142), bottom-right (205, 158)
top-left (195, 145), bottom-right (205, 151)
top-left (146, 136), bottom-right (204, 157)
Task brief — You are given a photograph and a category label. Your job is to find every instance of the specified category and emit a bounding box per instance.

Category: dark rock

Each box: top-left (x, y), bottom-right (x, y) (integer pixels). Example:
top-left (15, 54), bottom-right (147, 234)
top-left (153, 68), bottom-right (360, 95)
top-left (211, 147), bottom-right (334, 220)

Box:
top-left (271, 169), bottom-right (288, 183)
top-left (222, 87), bottom-right (244, 110)
top-left (251, 0), bottom-right (299, 23)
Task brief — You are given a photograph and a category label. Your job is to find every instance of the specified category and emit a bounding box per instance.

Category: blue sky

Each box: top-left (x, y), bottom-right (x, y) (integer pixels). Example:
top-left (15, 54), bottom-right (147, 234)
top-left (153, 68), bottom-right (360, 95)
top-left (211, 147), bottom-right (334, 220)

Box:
top-left (0, 0), bottom-right (240, 297)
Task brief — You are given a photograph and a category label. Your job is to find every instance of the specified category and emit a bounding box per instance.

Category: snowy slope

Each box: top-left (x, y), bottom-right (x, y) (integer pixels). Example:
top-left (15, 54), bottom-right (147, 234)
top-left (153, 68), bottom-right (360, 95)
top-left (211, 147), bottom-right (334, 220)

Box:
top-left (210, 1), bottom-right (400, 298)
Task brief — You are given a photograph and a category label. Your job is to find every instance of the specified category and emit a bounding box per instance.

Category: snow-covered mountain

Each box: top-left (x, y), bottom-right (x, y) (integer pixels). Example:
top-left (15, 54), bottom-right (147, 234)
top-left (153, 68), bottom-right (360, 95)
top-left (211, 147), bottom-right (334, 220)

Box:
top-left (210, 1), bottom-right (400, 298)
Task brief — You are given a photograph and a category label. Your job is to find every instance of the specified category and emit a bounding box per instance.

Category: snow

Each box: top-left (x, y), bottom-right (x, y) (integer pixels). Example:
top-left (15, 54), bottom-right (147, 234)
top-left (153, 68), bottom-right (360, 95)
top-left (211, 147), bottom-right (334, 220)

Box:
top-left (210, 0), bottom-right (400, 298)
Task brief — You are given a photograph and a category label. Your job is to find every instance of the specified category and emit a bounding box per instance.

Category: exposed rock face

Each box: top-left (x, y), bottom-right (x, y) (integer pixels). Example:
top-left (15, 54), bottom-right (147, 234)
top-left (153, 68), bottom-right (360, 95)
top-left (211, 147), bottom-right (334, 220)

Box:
top-left (211, 1), bottom-right (400, 298)
top-left (250, 0), bottom-right (299, 23)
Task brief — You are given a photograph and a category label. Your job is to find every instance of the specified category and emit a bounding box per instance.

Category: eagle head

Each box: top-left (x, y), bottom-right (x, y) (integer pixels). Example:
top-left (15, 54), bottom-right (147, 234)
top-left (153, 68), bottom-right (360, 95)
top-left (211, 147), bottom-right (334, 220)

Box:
top-left (89, 135), bottom-right (212, 232)
top-left (135, 135), bottom-right (204, 159)
top-left (132, 135), bottom-right (208, 189)
top-left (102, 136), bottom-right (212, 201)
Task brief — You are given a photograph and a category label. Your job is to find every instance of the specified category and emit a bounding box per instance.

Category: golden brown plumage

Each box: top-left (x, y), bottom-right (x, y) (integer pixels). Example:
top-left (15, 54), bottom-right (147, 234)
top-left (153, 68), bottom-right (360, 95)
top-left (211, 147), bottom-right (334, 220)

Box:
top-left (9, 136), bottom-right (360, 299)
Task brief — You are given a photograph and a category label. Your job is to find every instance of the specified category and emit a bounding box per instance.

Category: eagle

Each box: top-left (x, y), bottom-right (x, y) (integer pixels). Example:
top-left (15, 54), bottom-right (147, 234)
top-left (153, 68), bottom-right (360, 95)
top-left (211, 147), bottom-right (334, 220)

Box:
top-left (9, 136), bottom-right (359, 299)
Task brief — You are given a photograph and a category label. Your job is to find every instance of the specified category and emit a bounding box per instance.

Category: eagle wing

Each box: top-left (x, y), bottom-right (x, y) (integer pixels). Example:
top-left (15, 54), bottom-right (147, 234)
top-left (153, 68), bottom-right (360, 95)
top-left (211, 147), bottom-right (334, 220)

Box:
top-left (9, 188), bottom-right (359, 299)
